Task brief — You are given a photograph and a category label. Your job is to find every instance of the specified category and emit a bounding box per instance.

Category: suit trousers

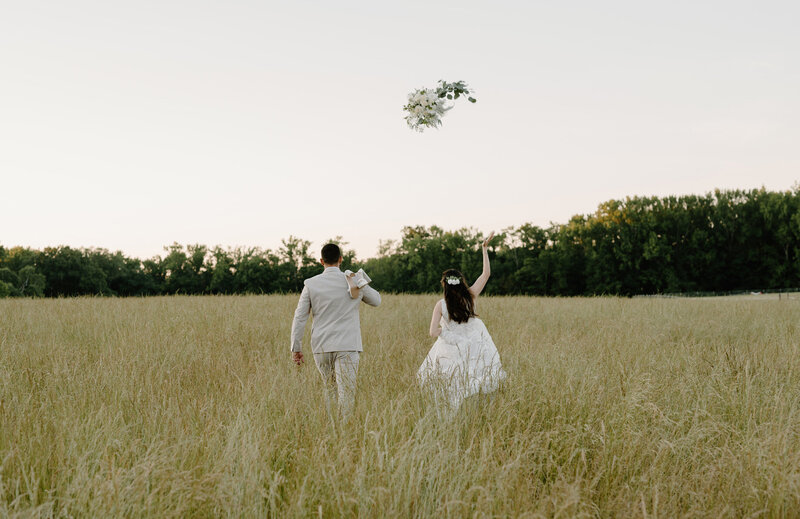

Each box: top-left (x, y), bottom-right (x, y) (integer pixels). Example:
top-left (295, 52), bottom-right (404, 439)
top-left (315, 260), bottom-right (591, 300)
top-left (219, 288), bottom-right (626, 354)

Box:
top-left (313, 351), bottom-right (360, 421)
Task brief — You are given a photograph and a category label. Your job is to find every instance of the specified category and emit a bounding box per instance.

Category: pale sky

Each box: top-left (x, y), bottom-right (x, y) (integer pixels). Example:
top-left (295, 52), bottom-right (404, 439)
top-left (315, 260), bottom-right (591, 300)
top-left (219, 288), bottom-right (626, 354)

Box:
top-left (2, 1), bottom-right (798, 260)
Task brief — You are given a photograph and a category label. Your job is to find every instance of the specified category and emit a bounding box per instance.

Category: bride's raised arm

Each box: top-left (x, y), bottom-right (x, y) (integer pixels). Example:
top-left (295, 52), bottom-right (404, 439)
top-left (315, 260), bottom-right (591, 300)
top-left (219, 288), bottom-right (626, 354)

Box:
top-left (468, 232), bottom-right (495, 298)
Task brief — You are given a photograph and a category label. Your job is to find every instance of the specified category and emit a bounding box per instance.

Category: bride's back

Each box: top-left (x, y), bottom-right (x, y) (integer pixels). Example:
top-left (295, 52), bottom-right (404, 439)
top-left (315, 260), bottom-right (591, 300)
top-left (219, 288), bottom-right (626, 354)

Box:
top-left (440, 298), bottom-right (481, 330)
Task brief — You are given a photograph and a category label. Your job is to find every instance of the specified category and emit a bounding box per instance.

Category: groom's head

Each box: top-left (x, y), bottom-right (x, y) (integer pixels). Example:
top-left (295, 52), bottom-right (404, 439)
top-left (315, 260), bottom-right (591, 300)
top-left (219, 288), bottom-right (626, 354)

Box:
top-left (320, 243), bottom-right (342, 267)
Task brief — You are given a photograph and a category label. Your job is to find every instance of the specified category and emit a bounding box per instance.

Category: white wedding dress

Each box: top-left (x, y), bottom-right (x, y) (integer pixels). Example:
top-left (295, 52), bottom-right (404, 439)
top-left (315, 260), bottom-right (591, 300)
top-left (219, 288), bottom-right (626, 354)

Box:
top-left (417, 299), bottom-right (507, 412)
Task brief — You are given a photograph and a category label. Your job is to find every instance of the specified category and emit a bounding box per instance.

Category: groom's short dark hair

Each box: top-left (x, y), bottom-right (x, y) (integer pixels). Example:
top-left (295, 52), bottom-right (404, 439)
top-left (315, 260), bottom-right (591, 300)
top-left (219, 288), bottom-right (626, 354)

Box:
top-left (321, 243), bottom-right (342, 265)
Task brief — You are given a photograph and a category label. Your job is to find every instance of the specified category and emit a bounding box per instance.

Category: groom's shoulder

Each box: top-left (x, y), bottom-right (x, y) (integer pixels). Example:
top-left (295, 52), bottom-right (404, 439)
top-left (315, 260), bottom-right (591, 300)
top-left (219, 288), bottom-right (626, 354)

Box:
top-left (303, 271), bottom-right (329, 287)
top-left (303, 274), bottom-right (320, 286)
top-left (304, 269), bottom-right (344, 290)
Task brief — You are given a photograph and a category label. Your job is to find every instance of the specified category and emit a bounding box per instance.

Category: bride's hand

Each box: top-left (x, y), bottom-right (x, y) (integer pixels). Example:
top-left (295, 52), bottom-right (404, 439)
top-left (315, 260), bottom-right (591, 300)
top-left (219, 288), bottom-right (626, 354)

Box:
top-left (482, 232), bottom-right (495, 250)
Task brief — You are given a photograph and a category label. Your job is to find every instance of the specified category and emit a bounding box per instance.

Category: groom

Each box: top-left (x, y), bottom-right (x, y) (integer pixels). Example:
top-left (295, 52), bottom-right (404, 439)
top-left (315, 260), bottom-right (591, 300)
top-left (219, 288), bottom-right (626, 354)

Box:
top-left (290, 243), bottom-right (381, 422)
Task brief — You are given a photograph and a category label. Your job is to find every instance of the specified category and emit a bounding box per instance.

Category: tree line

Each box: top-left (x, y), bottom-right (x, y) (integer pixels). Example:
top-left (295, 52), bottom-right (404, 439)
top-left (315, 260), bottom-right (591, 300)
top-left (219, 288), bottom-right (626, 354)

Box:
top-left (2, 187), bottom-right (799, 298)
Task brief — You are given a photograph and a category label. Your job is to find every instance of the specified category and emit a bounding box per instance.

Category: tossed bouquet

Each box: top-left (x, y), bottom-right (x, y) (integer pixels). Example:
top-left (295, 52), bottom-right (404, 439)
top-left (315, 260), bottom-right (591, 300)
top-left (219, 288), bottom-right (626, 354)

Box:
top-left (403, 80), bottom-right (476, 132)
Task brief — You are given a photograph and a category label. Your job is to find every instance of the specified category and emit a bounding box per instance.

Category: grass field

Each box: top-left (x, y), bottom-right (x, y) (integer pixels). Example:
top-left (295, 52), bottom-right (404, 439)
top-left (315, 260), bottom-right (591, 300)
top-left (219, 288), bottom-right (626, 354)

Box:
top-left (1, 295), bottom-right (800, 517)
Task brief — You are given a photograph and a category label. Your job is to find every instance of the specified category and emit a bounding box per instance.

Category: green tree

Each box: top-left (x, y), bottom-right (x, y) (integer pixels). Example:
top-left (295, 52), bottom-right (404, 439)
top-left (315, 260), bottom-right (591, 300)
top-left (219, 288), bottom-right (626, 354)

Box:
top-left (162, 243), bottom-right (210, 294)
top-left (232, 247), bottom-right (279, 294)
top-left (37, 246), bottom-right (109, 296)
top-left (0, 268), bottom-right (20, 296)
top-left (209, 247), bottom-right (235, 294)
top-left (17, 266), bottom-right (46, 297)
top-left (277, 236), bottom-right (318, 292)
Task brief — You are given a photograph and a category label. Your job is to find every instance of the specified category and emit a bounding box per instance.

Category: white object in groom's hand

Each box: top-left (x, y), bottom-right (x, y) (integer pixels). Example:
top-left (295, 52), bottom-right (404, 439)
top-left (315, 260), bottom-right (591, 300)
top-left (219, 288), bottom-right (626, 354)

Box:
top-left (344, 268), bottom-right (372, 289)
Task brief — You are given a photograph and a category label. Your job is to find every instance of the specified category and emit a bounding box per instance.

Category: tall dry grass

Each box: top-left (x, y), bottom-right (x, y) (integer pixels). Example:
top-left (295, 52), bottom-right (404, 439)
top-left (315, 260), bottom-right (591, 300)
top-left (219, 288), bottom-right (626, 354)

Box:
top-left (1, 294), bottom-right (799, 517)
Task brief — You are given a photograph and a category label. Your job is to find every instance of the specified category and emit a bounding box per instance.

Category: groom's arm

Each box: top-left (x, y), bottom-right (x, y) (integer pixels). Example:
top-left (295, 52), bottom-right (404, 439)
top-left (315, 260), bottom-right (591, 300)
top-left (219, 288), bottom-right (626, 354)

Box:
top-left (360, 285), bottom-right (381, 307)
top-left (346, 272), bottom-right (360, 299)
top-left (290, 286), bottom-right (311, 362)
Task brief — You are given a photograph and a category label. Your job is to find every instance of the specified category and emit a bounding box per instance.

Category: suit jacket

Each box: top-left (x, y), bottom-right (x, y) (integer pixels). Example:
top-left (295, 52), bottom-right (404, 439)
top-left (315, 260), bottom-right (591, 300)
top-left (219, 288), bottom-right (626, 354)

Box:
top-left (290, 266), bottom-right (381, 354)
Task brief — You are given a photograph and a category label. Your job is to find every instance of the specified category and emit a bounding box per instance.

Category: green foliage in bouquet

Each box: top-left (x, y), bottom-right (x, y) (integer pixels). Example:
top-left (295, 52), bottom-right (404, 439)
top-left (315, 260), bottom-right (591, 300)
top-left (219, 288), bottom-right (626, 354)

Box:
top-left (436, 80), bottom-right (477, 103)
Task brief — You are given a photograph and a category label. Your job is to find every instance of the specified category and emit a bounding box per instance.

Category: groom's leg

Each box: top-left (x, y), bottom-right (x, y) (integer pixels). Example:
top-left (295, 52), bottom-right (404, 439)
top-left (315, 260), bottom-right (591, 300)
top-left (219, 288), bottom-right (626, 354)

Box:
top-left (333, 351), bottom-right (360, 421)
top-left (313, 352), bottom-right (338, 422)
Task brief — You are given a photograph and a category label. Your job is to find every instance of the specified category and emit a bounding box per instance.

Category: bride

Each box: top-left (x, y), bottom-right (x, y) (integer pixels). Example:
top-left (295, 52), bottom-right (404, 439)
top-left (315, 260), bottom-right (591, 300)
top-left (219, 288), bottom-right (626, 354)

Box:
top-left (418, 232), bottom-right (507, 413)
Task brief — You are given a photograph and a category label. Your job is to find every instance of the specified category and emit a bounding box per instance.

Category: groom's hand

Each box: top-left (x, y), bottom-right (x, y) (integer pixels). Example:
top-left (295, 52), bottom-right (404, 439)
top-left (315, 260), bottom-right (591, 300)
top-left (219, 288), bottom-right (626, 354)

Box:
top-left (292, 351), bottom-right (304, 365)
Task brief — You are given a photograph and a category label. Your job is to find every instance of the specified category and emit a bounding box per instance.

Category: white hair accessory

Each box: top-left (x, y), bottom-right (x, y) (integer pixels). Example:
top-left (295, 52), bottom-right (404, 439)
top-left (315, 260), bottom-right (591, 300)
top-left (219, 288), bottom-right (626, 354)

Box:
top-left (446, 276), bottom-right (461, 285)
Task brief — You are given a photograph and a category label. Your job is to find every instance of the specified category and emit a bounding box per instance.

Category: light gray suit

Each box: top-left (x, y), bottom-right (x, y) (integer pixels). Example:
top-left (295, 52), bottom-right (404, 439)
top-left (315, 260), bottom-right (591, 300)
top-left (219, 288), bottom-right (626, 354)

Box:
top-left (291, 266), bottom-right (381, 420)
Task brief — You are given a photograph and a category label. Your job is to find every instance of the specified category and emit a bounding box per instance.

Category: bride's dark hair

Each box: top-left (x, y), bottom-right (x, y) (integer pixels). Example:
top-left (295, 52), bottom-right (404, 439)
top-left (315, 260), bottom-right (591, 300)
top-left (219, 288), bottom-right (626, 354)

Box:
top-left (441, 269), bottom-right (476, 324)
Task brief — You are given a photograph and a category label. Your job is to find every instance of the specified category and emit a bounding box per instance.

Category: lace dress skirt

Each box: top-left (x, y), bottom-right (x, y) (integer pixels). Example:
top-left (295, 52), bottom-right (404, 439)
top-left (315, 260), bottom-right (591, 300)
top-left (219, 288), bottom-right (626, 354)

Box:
top-left (418, 308), bottom-right (507, 411)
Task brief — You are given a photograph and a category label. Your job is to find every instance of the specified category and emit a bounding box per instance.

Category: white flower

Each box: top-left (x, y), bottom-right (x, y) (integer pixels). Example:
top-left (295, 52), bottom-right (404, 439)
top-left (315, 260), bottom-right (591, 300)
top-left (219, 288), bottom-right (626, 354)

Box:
top-left (404, 82), bottom-right (474, 132)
